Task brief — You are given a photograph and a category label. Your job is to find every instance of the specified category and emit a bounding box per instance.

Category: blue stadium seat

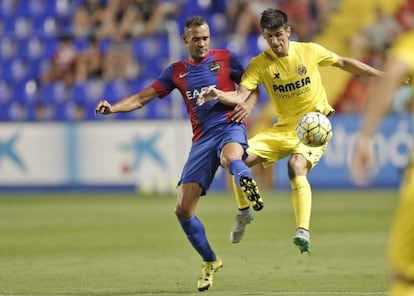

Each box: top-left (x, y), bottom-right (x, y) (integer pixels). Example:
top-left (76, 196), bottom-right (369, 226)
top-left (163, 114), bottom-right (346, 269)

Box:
top-left (13, 80), bottom-right (39, 104)
top-left (2, 58), bottom-right (32, 83)
top-left (103, 80), bottom-right (132, 102)
top-left (4, 16), bottom-right (33, 38)
top-left (16, 37), bottom-right (45, 61)
top-left (0, 36), bottom-right (16, 61)
top-left (15, 0), bottom-right (47, 18)
top-left (42, 37), bottom-right (59, 58)
top-left (38, 81), bottom-right (71, 104)
top-left (0, 79), bottom-right (13, 104)
top-left (132, 33), bottom-right (170, 61)
top-left (33, 16), bottom-right (59, 37)
top-left (7, 100), bottom-right (32, 121)
top-left (0, 0), bottom-right (18, 18)
top-left (144, 96), bottom-right (173, 119)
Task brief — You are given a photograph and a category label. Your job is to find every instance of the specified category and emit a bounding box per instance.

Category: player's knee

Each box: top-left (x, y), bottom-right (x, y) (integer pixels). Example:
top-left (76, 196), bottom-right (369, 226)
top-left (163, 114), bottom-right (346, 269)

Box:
top-left (287, 155), bottom-right (308, 178)
top-left (174, 205), bottom-right (191, 220)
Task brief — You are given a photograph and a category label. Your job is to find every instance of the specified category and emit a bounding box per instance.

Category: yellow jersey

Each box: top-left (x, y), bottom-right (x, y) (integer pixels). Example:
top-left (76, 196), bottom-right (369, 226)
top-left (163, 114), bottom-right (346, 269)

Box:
top-left (390, 30), bottom-right (414, 80)
top-left (241, 41), bottom-right (338, 129)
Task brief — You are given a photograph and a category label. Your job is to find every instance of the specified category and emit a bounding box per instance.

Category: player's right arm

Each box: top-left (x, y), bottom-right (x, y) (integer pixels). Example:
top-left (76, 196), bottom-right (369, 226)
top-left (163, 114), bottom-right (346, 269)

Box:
top-left (95, 86), bottom-right (159, 115)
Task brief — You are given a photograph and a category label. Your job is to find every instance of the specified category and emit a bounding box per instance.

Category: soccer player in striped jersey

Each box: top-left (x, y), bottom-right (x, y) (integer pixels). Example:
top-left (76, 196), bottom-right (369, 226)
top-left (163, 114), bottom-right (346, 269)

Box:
top-left (351, 30), bottom-right (414, 296)
top-left (198, 8), bottom-right (383, 253)
top-left (95, 16), bottom-right (262, 291)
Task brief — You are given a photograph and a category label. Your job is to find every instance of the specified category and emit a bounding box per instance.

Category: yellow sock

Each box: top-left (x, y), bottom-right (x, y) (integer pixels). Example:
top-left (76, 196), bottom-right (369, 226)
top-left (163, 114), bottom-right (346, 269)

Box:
top-left (232, 177), bottom-right (251, 210)
top-left (290, 176), bottom-right (312, 230)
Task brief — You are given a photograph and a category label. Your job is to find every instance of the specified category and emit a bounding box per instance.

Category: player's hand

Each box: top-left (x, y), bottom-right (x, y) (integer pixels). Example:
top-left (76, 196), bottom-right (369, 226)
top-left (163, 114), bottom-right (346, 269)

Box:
top-left (95, 100), bottom-right (113, 115)
top-left (349, 136), bottom-right (376, 186)
top-left (197, 87), bottom-right (220, 106)
top-left (231, 101), bottom-right (251, 123)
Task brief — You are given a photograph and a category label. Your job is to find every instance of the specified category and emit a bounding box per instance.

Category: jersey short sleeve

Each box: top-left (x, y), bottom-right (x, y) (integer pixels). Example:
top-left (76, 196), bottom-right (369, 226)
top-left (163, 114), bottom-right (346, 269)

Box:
top-left (229, 52), bottom-right (245, 84)
top-left (151, 65), bottom-right (175, 98)
top-left (240, 55), bottom-right (262, 91)
top-left (308, 42), bottom-right (339, 67)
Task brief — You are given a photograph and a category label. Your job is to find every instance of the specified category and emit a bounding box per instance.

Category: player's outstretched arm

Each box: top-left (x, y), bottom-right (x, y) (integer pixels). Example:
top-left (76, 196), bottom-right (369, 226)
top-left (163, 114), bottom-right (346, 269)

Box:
top-left (95, 86), bottom-right (159, 115)
top-left (197, 86), bottom-right (251, 107)
top-left (231, 87), bottom-right (260, 123)
top-left (333, 56), bottom-right (384, 77)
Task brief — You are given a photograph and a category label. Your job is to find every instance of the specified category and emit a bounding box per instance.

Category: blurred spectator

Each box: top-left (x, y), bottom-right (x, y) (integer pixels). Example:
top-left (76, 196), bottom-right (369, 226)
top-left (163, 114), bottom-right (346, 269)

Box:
top-left (334, 76), bottom-right (371, 114)
top-left (227, 0), bottom-right (277, 53)
top-left (350, 5), bottom-right (402, 60)
top-left (72, 0), bottom-right (107, 38)
top-left (103, 28), bottom-right (140, 80)
top-left (41, 35), bottom-right (79, 86)
top-left (394, 0), bottom-right (414, 31)
top-left (227, 0), bottom-right (317, 54)
top-left (76, 35), bottom-right (104, 81)
top-left (309, 0), bottom-right (334, 33)
top-left (278, 0), bottom-right (315, 41)
top-left (34, 101), bottom-right (55, 121)
top-left (98, 0), bottom-right (179, 39)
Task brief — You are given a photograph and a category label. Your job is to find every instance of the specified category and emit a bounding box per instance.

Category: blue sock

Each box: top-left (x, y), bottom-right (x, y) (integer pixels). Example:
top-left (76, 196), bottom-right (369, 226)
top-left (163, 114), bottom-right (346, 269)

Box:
top-left (179, 216), bottom-right (216, 262)
top-left (229, 159), bottom-right (253, 187)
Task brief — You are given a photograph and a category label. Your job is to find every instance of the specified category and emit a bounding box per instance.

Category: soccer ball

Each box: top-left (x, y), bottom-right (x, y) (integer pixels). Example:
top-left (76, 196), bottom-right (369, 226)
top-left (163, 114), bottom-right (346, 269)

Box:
top-left (296, 112), bottom-right (333, 147)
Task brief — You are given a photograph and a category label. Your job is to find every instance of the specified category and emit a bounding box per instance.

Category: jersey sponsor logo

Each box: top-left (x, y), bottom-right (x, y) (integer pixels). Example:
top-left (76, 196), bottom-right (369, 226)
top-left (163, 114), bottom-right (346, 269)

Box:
top-left (185, 84), bottom-right (217, 100)
top-left (209, 62), bottom-right (221, 73)
top-left (272, 76), bottom-right (311, 93)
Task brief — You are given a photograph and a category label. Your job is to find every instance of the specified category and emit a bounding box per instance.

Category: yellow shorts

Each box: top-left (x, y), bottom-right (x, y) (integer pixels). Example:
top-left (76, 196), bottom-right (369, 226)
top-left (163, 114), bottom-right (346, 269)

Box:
top-left (388, 150), bottom-right (414, 284)
top-left (247, 125), bottom-right (329, 169)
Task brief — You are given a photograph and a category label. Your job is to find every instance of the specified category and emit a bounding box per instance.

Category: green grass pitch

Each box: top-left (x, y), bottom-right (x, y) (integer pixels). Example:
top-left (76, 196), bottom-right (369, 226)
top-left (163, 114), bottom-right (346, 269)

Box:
top-left (0, 189), bottom-right (398, 296)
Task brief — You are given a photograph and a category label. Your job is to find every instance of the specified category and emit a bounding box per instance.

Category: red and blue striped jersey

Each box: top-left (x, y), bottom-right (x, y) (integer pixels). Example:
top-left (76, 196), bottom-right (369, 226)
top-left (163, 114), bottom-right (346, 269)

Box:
top-left (151, 49), bottom-right (245, 142)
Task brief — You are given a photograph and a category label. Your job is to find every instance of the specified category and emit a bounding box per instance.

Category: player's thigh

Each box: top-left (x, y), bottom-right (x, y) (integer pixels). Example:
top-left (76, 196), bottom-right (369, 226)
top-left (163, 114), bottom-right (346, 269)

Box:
top-left (247, 127), bottom-right (296, 168)
top-left (180, 138), bottom-right (221, 195)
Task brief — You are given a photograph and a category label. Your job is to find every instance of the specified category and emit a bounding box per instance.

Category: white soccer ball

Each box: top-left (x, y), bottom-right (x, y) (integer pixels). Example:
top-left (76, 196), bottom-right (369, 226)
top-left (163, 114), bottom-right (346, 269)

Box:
top-left (296, 112), bottom-right (333, 147)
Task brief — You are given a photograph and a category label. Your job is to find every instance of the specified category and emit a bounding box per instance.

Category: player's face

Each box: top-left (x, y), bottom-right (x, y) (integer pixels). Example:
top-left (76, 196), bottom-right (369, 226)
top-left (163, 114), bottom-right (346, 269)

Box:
top-left (262, 26), bottom-right (291, 57)
top-left (183, 24), bottom-right (210, 62)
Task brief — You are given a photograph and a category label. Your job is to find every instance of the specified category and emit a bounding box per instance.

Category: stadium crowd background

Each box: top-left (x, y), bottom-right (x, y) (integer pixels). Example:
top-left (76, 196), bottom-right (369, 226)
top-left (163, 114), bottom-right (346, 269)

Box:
top-left (0, 0), bottom-right (413, 122)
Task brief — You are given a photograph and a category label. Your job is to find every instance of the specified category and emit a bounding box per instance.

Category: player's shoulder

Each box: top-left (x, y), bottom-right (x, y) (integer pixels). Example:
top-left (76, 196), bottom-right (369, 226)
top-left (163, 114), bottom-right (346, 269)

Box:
top-left (292, 41), bottom-right (324, 50)
top-left (210, 48), bottom-right (231, 54)
top-left (210, 48), bottom-right (233, 59)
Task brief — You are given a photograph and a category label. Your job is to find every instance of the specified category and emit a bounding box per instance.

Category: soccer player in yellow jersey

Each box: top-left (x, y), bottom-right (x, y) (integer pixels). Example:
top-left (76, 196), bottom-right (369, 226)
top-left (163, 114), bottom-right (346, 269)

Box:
top-left (198, 8), bottom-right (383, 253)
top-left (350, 30), bottom-right (414, 296)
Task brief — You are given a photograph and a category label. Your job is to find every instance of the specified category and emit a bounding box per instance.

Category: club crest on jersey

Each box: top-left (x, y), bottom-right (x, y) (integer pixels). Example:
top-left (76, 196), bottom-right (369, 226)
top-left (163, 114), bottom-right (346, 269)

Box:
top-left (209, 62), bottom-right (221, 73)
top-left (297, 65), bottom-right (307, 76)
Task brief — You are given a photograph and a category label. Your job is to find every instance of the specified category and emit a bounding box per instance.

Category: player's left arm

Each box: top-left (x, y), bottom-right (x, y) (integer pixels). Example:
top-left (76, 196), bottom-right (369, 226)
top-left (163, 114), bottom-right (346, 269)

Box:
top-left (332, 56), bottom-right (384, 77)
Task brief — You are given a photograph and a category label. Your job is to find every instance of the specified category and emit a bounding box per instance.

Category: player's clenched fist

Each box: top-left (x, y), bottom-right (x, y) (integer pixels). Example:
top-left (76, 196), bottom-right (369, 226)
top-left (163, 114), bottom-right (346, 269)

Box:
top-left (95, 100), bottom-right (113, 115)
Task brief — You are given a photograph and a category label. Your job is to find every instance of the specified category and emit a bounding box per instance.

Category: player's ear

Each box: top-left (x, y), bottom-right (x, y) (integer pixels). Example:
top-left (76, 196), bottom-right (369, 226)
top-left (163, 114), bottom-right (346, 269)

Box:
top-left (285, 25), bottom-right (291, 36)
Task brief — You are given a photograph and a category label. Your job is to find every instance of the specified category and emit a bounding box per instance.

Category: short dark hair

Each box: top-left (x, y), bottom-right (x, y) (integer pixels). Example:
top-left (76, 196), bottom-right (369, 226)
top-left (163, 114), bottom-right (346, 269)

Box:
top-left (185, 16), bottom-right (207, 29)
top-left (260, 8), bottom-right (289, 30)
